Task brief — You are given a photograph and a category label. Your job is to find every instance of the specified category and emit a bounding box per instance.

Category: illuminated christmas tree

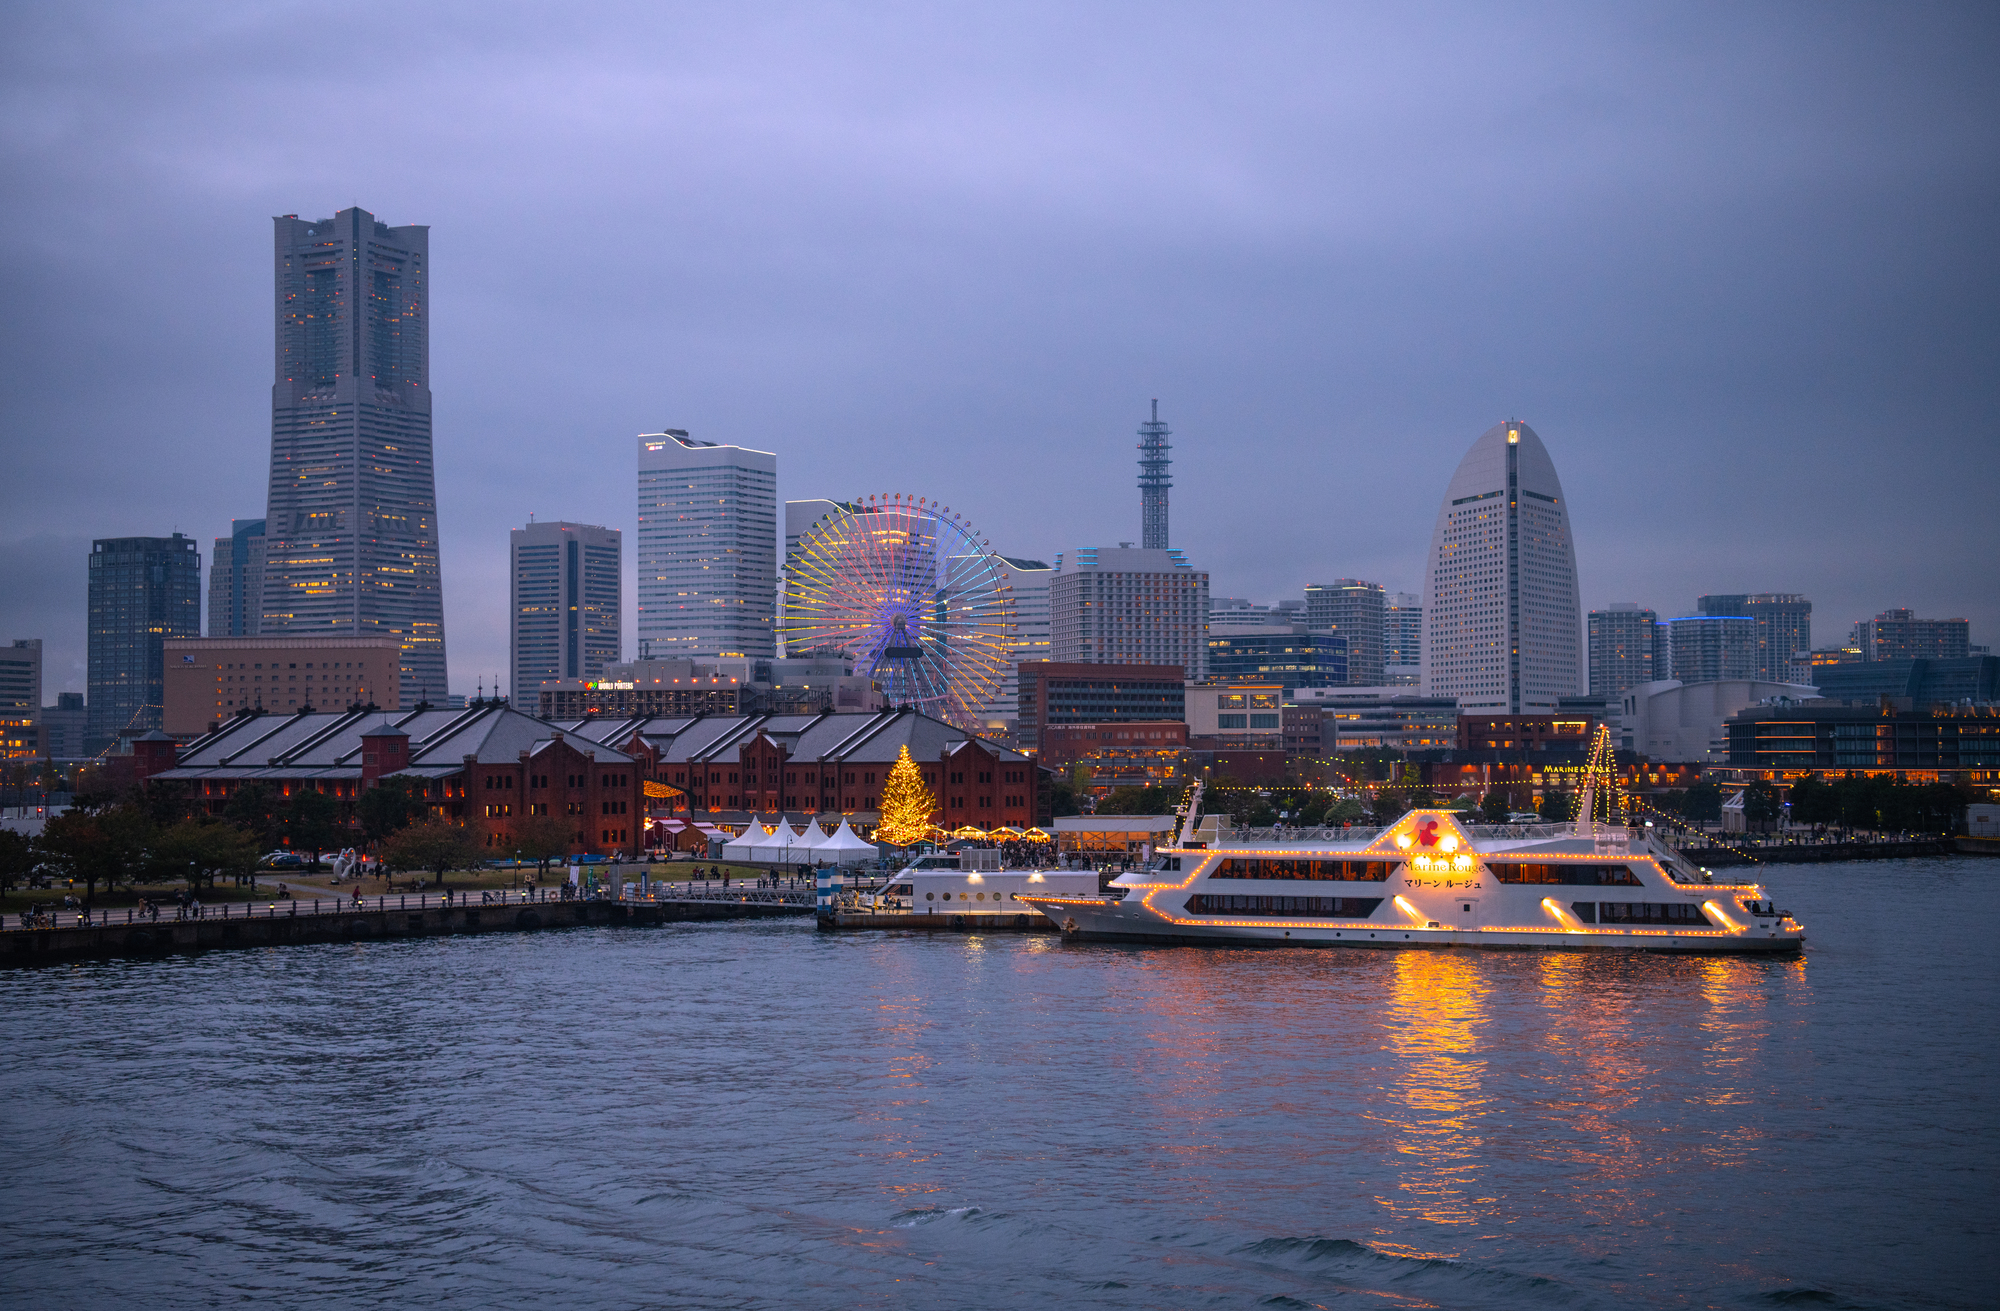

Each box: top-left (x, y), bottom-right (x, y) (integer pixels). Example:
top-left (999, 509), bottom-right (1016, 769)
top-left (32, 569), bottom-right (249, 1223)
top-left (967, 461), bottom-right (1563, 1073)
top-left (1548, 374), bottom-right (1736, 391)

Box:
top-left (874, 745), bottom-right (937, 846)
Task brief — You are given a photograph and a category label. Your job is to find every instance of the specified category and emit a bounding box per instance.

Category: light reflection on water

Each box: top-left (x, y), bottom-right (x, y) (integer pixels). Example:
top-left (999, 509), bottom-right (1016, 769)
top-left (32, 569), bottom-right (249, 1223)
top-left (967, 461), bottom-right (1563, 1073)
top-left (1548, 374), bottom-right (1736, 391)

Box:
top-left (0, 858), bottom-right (1992, 1310)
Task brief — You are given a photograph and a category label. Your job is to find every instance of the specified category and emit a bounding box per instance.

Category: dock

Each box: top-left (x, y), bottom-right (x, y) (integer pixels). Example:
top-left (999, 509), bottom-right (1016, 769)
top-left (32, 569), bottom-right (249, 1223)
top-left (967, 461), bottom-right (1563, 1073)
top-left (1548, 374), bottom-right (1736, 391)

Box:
top-left (0, 886), bottom-right (812, 966)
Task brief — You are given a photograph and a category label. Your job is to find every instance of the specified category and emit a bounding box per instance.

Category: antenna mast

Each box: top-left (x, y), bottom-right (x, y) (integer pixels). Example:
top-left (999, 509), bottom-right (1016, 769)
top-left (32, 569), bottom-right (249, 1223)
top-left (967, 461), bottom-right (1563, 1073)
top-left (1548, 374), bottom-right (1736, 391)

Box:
top-left (1137, 400), bottom-right (1172, 550)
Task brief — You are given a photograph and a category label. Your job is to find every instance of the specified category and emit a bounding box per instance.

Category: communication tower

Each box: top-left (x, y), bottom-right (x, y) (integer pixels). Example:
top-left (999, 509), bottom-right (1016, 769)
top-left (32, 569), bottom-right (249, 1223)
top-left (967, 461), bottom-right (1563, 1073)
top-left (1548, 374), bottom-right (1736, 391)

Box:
top-left (1137, 400), bottom-right (1172, 550)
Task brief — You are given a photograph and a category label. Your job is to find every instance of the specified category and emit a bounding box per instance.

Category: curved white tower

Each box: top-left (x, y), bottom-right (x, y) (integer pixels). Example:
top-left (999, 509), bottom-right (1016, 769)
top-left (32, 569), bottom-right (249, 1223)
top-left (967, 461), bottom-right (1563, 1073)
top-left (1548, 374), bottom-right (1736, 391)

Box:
top-left (1423, 420), bottom-right (1582, 713)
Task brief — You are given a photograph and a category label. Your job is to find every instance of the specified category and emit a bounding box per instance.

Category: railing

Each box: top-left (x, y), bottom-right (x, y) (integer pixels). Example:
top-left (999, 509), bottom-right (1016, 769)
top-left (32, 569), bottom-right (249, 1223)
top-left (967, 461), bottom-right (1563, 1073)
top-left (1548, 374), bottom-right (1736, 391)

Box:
top-left (1, 887), bottom-right (597, 932)
top-left (1215, 826), bottom-right (1385, 844)
top-left (643, 882), bottom-right (813, 907)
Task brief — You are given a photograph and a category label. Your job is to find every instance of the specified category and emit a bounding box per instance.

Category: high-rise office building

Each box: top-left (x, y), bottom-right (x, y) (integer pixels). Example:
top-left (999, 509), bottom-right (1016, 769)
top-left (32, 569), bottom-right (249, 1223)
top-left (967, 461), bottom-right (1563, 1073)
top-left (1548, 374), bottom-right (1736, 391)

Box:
top-left (1423, 421), bottom-right (1582, 713)
top-left (87, 534), bottom-right (201, 749)
top-left (1589, 603), bottom-right (1661, 698)
top-left (1699, 593), bottom-right (1812, 682)
top-left (1049, 546), bottom-right (1209, 679)
top-left (1304, 580), bottom-right (1386, 685)
top-left (1384, 591), bottom-right (1422, 686)
top-left (510, 521), bottom-right (622, 705)
top-left (1205, 627), bottom-right (1348, 689)
top-left (1668, 615), bottom-right (1757, 682)
top-left (974, 554), bottom-right (1055, 728)
top-left (39, 692), bottom-right (87, 761)
top-left (1, 640), bottom-right (40, 762)
top-left (637, 431), bottom-right (777, 659)
top-left (262, 208), bottom-right (448, 707)
top-left (1137, 401), bottom-right (1171, 550)
top-left (1850, 608), bottom-right (1970, 663)
top-left (208, 518), bottom-right (267, 638)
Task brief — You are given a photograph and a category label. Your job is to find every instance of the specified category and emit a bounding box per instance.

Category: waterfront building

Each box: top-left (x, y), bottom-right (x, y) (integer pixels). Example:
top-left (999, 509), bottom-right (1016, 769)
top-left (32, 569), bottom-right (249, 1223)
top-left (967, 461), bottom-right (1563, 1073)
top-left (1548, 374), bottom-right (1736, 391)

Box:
top-left (1589, 603), bottom-right (1661, 699)
top-left (1455, 712), bottom-right (1598, 765)
top-left (262, 208), bottom-right (448, 708)
top-left (1304, 581), bottom-right (1385, 685)
top-left (1034, 721), bottom-right (1187, 771)
top-left (87, 533), bottom-right (201, 750)
top-left (638, 431), bottom-right (776, 659)
top-left (1048, 546), bottom-right (1208, 679)
top-left (1, 640), bottom-right (39, 762)
top-left (1384, 592), bottom-right (1422, 686)
top-left (1185, 680), bottom-right (1286, 751)
top-left (1850, 608), bottom-right (1971, 663)
top-left (1725, 700), bottom-right (2000, 775)
top-left (1015, 661), bottom-right (1186, 756)
top-left (1669, 615), bottom-right (1757, 683)
top-left (1423, 421), bottom-right (1582, 714)
top-left (537, 677), bottom-right (743, 720)
top-left (1205, 626), bottom-right (1348, 689)
top-left (160, 636), bottom-right (402, 736)
top-left (152, 703), bottom-right (647, 858)
top-left (510, 520), bottom-right (622, 709)
top-left (1812, 655), bottom-right (1997, 705)
top-left (1700, 593), bottom-right (1813, 682)
top-left (1306, 692), bottom-right (1459, 755)
top-left (208, 519), bottom-right (267, 637)
top-left (1617, 678), bottom-right (1819, 762)
top-left (554, 708), bottom-right (1037, 827)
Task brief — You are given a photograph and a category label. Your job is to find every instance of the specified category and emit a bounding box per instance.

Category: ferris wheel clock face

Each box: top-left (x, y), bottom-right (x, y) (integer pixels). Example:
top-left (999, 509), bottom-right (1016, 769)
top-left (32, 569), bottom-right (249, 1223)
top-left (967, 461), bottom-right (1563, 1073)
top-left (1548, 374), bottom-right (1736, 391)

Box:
top-left (781, 495), bottom-right (1015, 732)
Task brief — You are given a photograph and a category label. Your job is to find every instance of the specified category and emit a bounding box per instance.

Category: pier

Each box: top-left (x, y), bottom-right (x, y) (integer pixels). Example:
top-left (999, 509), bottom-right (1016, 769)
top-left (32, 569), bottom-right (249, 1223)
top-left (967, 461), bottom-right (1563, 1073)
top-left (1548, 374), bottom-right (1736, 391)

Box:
top-left (0, 885), bottom-right (812, 966)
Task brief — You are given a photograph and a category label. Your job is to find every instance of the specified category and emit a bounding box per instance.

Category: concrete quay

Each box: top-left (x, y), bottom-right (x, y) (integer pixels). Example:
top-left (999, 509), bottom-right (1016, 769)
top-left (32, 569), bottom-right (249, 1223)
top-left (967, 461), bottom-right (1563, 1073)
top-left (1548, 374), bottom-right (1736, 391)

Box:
top-left (1678, 837), bottom-right (1957, 866)
top-left (1, 890), bottom-right (810, 967)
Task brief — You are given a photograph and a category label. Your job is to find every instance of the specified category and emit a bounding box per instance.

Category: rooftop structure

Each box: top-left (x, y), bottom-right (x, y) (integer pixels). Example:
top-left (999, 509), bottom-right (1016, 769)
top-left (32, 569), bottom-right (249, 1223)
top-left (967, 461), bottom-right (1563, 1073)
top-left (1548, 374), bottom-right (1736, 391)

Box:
top-left (1137, 400), bottom-right (1172, 550)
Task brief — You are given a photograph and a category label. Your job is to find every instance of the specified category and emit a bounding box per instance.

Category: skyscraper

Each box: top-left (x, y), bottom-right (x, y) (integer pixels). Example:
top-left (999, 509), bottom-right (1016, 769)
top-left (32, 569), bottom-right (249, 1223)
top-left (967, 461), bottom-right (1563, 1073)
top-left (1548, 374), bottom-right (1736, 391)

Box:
top-left (1588, 602), bottom-right (1660, 698)
top-left (1, 640), bottom-right (40, 763)
top-left (1049, 546), bottom-right (1209, 679)
top-left (87, 534), bottom-right (201, 749)
top-left (1303, 580), bottom-right (1386, 685)
top-left (1137, 401), bottom-right (1171, 550)
top-left (1699, 593), bottom-right (1812, 682)
top-left (1423, 421), bottom-right (1582, 713)
top-left (637, 431), bottom-right (776, 659)
top-left (262, 208), bottom-right (447, 707)
top-left (208, 518), bottom-right (267, 638)
top-left (1669, 615), bottom-right (1757, 682)
top-left (510, 521), bottom-right (622, 706)
top-left (1850, 608), bottom-right (1969, 662)
top-left (1384, 591), bottom-right (1422, 686)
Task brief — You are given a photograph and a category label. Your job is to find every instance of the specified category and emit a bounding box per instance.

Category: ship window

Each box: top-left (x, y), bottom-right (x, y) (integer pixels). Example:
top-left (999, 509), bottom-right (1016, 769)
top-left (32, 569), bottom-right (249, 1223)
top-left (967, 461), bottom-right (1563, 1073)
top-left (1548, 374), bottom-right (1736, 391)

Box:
top-left (1589, 901), bottom-right (1712, 926)
top-left (1210, 858), bottom-right (1391, 881)
top-left (925, 892), bottom-right (934, 901)
top-left (1490, 863), bottom-right (1643, 886)
top-left (1186, 894), bottom-right (1382, 918)
top-left (1569, 901), bottom-right (1597, 923)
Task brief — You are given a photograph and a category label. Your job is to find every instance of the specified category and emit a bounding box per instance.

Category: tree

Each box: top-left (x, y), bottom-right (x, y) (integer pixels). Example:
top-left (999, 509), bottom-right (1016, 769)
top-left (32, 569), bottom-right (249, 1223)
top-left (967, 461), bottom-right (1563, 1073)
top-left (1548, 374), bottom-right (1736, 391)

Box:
top-left (1682, 780), bottom-right (1724, 824)
top-left (34, 806), bottom-right (152, 902)
top-left (1744, 780), bottom-right (1782, 831)
top-left (874, 746), bottom-right (937, 846)
top-left (512, 814), bottom-right (573, 877)
top-left (1324, 797), bottom-right (1367, 826)
top-left (1788, 776), bottom-right (1837, 830)
top-left (1097, 785), bottom-right (1176, 816)
top-left (151, 818), bottom-right (260, 891)
top-left (0, 828), bottom-right (36, 893)
top-left (1538, 790), bottom-right (1573, 822)
top-left (281, 789), bottom-right (344, 867)
top-left (357, 777), bottom-right (415, 845)
top-left (224, 783), bottom-right (283, 849)
top-left (1480, 792), bottom-right (1511, 824)
top-left (379, 819), bottom-right (483, 883)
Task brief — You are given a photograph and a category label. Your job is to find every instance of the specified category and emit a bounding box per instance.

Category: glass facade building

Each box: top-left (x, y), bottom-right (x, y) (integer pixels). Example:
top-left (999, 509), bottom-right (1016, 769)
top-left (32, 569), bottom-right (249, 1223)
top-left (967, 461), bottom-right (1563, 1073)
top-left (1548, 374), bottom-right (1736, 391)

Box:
top-left (1588, 602), bottom-right (1661, 699)
top-left (637, 431), bottom-right (776, 659)
top-left (87, 534), bottom-right (201, 749)
top-left (510, 521), bottom-right (622, 707)
top-left (208, 518), bottom-right (266, 638)
top-left (1205, 627), bottom-right (1348, 690)
top-left (1303, 580), bottom-right (1384, 685)
top-left (262, 208), bottom-right (448, 707)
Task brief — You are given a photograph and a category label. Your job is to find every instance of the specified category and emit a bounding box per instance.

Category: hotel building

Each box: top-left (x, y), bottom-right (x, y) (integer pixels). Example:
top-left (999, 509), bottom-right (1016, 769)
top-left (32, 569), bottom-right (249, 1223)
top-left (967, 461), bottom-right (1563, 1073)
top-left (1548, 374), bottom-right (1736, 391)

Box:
top-left (1423, 421), bottom-right (1582, 714)
top-left (638, 431), bottom-right (776, 659)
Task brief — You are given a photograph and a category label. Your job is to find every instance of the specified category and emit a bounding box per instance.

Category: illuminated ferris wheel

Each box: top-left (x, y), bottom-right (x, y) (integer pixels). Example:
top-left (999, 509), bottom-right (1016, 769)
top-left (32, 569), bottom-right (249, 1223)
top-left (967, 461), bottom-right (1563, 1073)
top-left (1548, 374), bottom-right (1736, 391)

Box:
top-left (780, 494), bottom-right (1015, 732)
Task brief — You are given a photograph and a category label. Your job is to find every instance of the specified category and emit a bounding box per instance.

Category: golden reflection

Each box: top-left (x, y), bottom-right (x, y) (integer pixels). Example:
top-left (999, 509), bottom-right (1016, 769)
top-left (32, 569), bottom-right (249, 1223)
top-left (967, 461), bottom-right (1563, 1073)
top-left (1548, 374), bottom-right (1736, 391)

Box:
top-left (1373, 950), bottom-right (1493, 1227)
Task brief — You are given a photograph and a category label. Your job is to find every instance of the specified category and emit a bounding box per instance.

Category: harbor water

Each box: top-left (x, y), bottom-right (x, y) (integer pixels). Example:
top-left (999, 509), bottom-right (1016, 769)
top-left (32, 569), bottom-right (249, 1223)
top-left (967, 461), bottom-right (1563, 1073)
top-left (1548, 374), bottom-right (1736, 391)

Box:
top-left (1, 856), bottom-right (1993, 1309)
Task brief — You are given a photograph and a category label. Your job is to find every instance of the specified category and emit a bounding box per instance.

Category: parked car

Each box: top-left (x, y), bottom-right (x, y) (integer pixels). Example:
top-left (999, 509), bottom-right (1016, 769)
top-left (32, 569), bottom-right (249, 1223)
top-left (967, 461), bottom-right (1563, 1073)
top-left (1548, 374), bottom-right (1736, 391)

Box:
top-left (262, 851), bottom-right (306, 868)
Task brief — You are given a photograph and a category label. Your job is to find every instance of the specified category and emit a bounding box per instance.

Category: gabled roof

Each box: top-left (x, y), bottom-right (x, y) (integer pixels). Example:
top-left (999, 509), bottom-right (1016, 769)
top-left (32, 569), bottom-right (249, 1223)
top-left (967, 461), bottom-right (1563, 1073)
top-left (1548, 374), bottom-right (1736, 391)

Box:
top-left (154, 705), bottom-right (631, 782)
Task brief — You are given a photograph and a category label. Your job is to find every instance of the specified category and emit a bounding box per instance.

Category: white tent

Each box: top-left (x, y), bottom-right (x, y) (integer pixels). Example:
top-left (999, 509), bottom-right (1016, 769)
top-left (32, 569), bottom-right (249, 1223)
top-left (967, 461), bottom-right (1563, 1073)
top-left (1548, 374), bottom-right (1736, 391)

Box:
top-left (720, 822), bottom-right (767, 862)
top-left (819, 818), bottom-right (877, 865)
top-left (760, 820), bottom-right (807, 863)
top-left (791, 820), bottom-right (829, 855)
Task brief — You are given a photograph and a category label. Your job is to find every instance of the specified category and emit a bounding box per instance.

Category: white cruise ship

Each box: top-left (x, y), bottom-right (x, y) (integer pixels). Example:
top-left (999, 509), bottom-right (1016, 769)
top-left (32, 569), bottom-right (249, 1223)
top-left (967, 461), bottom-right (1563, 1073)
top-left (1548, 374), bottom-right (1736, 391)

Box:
top-left (1019, 794), bottom-right (1802, 955)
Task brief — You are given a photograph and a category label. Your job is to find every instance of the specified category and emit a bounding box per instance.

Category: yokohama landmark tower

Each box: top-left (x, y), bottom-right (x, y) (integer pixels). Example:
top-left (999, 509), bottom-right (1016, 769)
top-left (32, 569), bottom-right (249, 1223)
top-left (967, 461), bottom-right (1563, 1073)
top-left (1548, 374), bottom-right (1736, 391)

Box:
top-left (262, 208), bottom-right (448, 707)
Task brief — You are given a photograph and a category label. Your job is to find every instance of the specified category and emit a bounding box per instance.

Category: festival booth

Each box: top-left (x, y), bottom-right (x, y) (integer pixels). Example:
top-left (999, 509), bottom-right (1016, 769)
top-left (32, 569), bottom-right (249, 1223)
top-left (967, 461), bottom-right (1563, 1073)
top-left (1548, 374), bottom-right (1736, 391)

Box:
top-left (720, 821), bottom-right (771, 863)
top-left (649, 817), bottom-right (728, 854)
top-left (818, 818), bottom-right (877, 865)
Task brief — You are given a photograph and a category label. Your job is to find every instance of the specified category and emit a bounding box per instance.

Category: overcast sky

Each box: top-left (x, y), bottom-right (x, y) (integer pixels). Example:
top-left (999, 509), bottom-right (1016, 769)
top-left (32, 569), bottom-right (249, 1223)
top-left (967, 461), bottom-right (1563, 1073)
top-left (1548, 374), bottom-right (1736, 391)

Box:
top-left (3, 2), bottom-right (1995, 696)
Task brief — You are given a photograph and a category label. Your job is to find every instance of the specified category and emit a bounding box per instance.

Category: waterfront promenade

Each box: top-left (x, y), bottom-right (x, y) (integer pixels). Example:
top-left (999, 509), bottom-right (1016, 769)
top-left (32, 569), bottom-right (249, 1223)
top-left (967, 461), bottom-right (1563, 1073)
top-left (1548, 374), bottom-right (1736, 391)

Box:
top-left (0, 883), bottom-right (812, 965)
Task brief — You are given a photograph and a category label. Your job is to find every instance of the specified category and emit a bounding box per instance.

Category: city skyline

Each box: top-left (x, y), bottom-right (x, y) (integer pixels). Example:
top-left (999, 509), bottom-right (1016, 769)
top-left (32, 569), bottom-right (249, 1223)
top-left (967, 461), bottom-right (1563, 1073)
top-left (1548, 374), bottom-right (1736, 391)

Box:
top-left (2, 8), bottom-right (1995, 695)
